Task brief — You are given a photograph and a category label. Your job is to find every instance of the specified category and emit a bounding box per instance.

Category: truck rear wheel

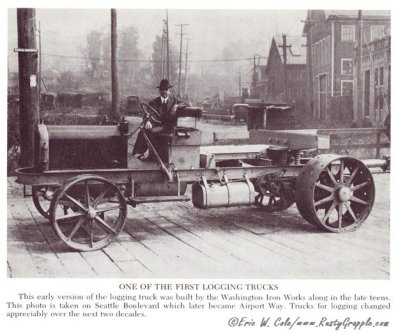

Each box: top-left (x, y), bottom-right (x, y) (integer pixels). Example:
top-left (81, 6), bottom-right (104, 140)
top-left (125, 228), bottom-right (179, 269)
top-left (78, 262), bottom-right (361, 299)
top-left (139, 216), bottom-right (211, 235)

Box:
top-left (296, 155), bottom-right (375, 232)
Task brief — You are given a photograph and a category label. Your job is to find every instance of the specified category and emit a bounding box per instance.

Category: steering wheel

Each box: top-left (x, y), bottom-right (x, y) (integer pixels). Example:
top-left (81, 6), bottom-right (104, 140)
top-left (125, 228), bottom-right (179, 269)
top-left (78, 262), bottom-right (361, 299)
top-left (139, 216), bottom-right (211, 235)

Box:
top-left (140, 102), bottom-right (162, 124)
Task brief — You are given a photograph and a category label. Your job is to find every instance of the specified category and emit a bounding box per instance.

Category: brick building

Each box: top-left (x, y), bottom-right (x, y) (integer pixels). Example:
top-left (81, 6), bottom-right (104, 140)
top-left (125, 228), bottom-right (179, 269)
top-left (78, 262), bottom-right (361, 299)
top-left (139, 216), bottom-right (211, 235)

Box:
top-left (303, 10), bottom-right (390, 127)
top-left (358, 35), bottom-right (390, 127)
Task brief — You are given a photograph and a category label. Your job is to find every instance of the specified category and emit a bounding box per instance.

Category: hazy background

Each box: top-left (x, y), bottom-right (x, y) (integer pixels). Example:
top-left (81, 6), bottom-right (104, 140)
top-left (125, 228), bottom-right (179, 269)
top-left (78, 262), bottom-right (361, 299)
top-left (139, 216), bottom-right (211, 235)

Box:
top-left (8, 9), bottom-right (306, 99)
top-left (8, 9), bottom-right (306, 66)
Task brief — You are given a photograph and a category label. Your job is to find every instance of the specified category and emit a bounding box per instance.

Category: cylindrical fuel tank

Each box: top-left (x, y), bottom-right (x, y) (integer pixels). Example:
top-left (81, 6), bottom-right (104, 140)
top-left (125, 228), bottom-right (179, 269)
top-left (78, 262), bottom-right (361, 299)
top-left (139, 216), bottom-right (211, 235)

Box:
top-left (135, 181), bottom-right (187, 197)
top-left (192, 181), bottom-right (255, 209)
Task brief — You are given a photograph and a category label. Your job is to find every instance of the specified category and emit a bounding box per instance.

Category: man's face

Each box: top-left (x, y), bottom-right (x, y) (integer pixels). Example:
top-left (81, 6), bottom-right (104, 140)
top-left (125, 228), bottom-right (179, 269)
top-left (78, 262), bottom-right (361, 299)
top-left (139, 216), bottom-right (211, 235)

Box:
top-left (159, 88), bottom-right (170, 99)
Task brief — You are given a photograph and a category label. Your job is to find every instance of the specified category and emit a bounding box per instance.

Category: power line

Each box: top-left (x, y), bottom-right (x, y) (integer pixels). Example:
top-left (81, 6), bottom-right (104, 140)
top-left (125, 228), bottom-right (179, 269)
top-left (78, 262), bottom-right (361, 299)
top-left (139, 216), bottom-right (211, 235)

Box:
top-left (35, 52), bottom-right (263, 63)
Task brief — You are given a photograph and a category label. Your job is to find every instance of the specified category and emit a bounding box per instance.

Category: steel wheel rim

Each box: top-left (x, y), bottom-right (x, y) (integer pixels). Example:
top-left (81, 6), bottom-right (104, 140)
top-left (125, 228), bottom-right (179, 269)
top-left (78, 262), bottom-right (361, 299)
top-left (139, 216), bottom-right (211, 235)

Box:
top-left (50, 175), bottom-right (127, 251)
top-left (297, 155), bottom-right (375, 232)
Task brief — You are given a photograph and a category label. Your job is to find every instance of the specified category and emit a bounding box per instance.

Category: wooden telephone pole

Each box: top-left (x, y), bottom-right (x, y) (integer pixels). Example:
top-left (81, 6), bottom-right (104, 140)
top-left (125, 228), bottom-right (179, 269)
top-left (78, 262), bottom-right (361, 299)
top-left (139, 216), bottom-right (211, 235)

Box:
top-left (16, 8), bottom-right (39, 167)
top-left (253, 55), bottom-right (256, 97)
top-left (184, 38), bottom-right (191, 96)
top-left (279, 34), bottom-right (291, 103)
top-left (165, 10), bottom-right (170, 80)
top-left (239, 67), bottom-right (242, 98)
top-left (356, 10), bottom-right (363, 125)
top-left (111, 8), bottom-right (120, 120)
top-left (175, 23), bottom-right (189, 98)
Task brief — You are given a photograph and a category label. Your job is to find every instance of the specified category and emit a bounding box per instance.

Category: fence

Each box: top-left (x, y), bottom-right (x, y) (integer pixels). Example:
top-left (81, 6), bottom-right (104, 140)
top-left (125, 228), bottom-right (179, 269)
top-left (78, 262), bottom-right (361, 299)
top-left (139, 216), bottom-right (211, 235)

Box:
top-left (317, 127), bottom-right (390, 159)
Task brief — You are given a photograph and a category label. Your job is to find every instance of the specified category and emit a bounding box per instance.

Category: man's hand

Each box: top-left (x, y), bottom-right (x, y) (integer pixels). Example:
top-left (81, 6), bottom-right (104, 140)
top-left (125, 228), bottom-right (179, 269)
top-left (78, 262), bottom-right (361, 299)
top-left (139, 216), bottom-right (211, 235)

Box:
top-left (144, 120), bottom-right (153, 130)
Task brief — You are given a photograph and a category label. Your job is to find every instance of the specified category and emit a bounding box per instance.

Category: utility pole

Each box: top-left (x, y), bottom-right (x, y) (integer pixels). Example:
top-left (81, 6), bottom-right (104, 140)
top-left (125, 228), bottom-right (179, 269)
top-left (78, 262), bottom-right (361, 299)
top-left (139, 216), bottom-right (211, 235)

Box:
top-left (279, 34), bottom-right (291, 103)
top-left (253, 55), bottom-right (257, 98)
top-left (111, 8), bottom-right (120, 120)
top-left (161, 29), bottom-right (165, 78)
top-left (356, 10), bottom-right (362, 125)
top-left (303, 19), bottom-right (315, 116)
top-left (16, 8), bottom-right (39, 167)
top-left (239, 67), bottom-right (242, 98)
top-left (184, 38), bottom-right (191, 96)
top-left (165, 10), bottom-right (170, 80)
top-left (282, 34), bottom-right (288, 103)
top-left (38, 21), bottom-right (41, 105)
top-left (175, 23), bottom-right (189, 98)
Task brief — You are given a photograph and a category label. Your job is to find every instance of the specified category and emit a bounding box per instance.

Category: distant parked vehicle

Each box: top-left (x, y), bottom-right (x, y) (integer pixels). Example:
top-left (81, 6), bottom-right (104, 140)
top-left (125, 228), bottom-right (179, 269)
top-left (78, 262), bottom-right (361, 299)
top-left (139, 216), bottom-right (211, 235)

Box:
top-left (233, 100), bottom-right (294, 130)
top-left (125, 95), bottom-right (141, 115)
top-left (41, 92), bottom-right (57, 109)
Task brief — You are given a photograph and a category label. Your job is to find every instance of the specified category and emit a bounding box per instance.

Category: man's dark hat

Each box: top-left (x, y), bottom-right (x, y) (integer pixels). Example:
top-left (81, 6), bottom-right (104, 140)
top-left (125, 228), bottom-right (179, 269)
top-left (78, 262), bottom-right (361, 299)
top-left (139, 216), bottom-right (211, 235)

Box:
top-left (157, 79), bottom-right (173, 90)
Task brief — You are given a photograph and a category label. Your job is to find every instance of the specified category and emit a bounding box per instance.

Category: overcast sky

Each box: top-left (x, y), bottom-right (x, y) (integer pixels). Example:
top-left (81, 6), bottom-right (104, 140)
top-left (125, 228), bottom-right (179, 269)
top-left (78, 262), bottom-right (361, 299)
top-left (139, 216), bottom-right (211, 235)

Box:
top-left (8, 8), bottom-right (306, 74)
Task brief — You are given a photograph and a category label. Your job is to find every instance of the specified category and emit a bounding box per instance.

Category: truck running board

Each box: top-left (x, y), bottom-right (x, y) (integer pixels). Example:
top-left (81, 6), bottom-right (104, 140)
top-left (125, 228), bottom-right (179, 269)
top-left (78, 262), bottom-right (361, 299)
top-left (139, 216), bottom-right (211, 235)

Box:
top-left (128, 195), bottom-right (190, 205)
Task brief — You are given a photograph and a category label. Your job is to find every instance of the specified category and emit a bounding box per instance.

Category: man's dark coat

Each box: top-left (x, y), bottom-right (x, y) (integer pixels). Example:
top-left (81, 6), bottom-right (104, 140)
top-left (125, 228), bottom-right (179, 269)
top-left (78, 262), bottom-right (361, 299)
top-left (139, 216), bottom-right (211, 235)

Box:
top-left (148, 96), bottom-right (181, 131)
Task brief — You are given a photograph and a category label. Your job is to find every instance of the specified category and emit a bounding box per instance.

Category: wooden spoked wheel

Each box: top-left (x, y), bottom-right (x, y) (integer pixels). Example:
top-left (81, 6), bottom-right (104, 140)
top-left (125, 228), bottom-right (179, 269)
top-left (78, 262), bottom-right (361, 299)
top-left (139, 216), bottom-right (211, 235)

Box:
top-left (50, 175), bottom-right (127, 251)
top-left (296, 155), bottom-right (375, 232)
top-left (32, 186), bottom-right (56, 219)
top-left (33, 186), bottom-right (77, 220)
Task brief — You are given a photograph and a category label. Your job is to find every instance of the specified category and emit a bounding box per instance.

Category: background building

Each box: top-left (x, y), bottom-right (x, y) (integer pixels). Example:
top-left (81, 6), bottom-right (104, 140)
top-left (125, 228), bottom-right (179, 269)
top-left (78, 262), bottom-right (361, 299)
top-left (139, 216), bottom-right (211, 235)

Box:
top-left (358, 35), bottom-right (390, 127)
top-left (264, 35), bottom-right (310, 126)
top-left (303, 10), bottom-right (390, 127)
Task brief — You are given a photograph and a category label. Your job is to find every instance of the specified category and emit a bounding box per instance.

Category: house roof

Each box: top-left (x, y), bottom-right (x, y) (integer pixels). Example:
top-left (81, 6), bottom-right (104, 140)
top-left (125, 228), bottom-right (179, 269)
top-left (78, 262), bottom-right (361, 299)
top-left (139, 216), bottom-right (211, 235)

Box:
top-left (273, 35), bottom-right (307, 65)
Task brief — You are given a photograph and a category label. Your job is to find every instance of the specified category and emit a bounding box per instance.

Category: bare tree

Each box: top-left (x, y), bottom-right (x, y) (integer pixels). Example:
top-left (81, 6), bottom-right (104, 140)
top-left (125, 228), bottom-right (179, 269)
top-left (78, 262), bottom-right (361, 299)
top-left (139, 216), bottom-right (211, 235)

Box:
top-left (118, 26), bottom-right (142, 94)
top-left (83, 30), bottom-right (102, 78)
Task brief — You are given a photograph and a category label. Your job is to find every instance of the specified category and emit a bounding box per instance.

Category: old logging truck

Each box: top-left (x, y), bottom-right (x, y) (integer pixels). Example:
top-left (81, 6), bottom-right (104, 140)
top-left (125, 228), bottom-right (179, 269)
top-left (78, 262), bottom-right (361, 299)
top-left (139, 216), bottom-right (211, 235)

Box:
top-left (15, 103), bottom-right (375, 251)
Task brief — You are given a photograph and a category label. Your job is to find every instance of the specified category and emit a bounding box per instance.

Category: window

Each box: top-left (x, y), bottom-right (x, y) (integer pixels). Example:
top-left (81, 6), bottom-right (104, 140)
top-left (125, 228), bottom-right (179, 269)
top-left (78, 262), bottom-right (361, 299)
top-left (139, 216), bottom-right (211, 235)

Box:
top-left (312, 44), bottom-right (318, 67)
top-left (321, 41), bottom-right (325, 65)
top-left (299, 86), bottom-right (306, 98)
top-left (341, 25), bottom-right (355, 42)
top-left (341, 59), bottom-right (353, 75)
top-left (379, 67), bottom-right (384, 110)
top-left (313, 37), bottom-right (330, 68)
top-left (289, 87), bottom-right (297, 98)
top-left (374, 68), bottom-right (379, 111)
top-left (364, 70), bottom-right (370, 117)
top-left (374, 66), bottom-right (385, 121)
top-left (379, 66), bottom-right (384, 86)
top-left (371, 25), bottom-right (385, 42)
top-left (324, 37), bottom-right (330, 65)
top-left (341, 80), bottom-right (354, 96)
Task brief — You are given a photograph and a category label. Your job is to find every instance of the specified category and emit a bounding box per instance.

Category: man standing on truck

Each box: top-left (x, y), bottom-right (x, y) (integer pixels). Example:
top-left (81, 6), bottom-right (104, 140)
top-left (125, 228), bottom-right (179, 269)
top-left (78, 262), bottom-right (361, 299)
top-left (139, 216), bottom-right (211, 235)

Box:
top-left (132, 79), bottom-right (183, 159)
